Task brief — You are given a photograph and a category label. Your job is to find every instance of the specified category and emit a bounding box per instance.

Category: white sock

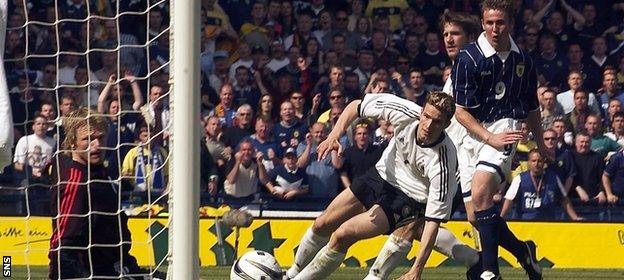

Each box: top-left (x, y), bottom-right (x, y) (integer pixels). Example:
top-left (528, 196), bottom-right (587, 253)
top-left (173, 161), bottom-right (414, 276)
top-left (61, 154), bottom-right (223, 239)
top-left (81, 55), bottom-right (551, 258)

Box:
top-left (286, 227), bottom-right (330, 278)
top-left (293, 245), bottom-right (345, 280)
top-left (434, 227), bottom-right (480, 267)
top-left (364, 234), bottom-right (412, 280)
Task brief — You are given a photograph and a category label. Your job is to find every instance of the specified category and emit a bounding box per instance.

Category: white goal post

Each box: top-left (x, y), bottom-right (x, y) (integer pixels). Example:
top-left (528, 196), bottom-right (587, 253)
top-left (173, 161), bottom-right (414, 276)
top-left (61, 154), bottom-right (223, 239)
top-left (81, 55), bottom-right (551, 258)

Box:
top-left (169, 0), bottom-right (200, 279)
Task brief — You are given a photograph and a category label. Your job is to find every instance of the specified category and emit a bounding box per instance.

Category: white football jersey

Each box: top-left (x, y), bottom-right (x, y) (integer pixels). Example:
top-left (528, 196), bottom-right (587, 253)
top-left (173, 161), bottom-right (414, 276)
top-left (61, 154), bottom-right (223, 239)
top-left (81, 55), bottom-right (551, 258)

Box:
top-left (442, 77), bottom-right (473, 199)
top-left (359, 93), bottom-right (458, 221)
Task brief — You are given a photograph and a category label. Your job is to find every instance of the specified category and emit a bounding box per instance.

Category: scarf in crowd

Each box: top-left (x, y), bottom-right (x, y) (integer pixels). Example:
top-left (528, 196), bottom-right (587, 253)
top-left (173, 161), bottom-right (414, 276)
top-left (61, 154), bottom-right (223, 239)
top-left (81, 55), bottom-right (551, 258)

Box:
top-left (134, 145), bottom-right (165, 191)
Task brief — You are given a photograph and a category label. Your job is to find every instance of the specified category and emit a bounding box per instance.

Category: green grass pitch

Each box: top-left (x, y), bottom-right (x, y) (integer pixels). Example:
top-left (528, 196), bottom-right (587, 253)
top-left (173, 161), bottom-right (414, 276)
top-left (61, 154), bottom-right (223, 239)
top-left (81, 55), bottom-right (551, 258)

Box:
top-left (9, 266), bottom-right (624, 279)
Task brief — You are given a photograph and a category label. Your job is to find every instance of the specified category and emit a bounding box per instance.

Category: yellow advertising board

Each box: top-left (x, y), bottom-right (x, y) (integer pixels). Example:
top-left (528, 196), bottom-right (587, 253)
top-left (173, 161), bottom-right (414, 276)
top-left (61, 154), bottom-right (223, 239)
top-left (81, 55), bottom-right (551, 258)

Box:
top-left (1, 217), bottom-right (624, 268)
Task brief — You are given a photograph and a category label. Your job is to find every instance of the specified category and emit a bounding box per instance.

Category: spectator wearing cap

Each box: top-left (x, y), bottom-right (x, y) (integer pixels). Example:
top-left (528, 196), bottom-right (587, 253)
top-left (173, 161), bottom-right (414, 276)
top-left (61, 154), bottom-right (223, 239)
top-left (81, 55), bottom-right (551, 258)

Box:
top-left (222, 105), bottom-right (254, 151)
top-left (208, 50), bottom-right (230, 95)
top-left (274, 101), bottom-right (308, 157)
top-left (572, 132), bottom-right (606, 204)
top-left (211, 84), bottom-right (237, 128)
top-left (266, 41), bottom-right (290, 72)
top-left (264, 147), bottom-right (309, 200)
top-left (605, 112), bottom-right (624, 146)
top-left (584, 114), bottom-right (621, 159)
top-left (339, 121), bottom-right (384, 189)
top-left (229, 42), bottom-right (253, 82)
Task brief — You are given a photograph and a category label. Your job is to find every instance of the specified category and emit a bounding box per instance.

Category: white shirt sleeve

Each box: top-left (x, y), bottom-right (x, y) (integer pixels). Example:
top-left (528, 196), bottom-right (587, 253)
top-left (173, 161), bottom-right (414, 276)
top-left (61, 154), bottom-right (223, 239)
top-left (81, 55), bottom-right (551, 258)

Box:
top-left (13, 136), bottom-right (28, 164)
top-left (358, 93), bottom-right (421, 127)
top-left (505, 175), bottom-right (522, 200)
top-left (424, 144), bottom-right (458, 221)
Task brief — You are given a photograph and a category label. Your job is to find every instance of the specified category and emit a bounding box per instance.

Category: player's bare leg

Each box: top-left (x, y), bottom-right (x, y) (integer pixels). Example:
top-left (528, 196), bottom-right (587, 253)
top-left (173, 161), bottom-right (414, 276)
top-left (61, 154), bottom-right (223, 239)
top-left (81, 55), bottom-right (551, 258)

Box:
top-left (365, 220), bottom-right (480, 280)
top-left (294, 205), bottom-right (390, 280)
top-left (285, 188), bottom-right (366, 278)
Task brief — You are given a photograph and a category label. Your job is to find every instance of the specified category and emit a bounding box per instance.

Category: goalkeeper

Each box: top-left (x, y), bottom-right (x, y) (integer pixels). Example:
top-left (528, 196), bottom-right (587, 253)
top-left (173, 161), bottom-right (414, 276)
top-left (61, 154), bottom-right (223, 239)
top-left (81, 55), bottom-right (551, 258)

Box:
top-left (47, 108), bottom-right (151, 279)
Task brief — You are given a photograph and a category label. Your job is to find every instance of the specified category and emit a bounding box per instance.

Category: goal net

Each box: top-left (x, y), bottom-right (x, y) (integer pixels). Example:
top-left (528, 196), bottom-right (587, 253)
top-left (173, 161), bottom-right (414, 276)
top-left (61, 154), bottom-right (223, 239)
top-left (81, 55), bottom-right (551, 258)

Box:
top-left (0, 0), bottom-right (197, 278)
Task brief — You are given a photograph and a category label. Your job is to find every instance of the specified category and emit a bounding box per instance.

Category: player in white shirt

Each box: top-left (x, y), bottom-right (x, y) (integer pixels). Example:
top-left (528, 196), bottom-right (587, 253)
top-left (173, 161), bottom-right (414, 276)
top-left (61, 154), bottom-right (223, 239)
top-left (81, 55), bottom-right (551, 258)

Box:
top-left (363, 11), bottom-right (483, 280)
top-left (288, 91), bottom-right (457, 280)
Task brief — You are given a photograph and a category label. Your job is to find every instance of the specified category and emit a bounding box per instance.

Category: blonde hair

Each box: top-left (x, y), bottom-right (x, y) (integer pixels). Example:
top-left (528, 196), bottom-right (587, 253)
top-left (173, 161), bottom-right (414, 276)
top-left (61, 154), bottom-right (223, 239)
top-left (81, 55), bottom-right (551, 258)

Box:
top-left (425, 91), bottom-right (456, 122)
top-left (61, 107), bottom-right (109, 152)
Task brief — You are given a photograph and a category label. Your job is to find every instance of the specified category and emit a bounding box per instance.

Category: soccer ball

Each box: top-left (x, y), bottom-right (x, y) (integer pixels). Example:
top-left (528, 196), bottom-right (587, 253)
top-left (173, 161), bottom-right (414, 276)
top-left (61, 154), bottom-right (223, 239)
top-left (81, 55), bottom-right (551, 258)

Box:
top-left (230, 250), bottom-right (282, 280)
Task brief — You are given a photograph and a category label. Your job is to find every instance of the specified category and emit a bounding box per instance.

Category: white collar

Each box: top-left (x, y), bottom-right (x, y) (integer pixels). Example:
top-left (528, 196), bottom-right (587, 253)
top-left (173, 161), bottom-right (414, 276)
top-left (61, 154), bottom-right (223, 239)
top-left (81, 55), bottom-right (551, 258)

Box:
top-left (477, 32), bottom-right (520, 58)
top-left (285, 165), bottom-right (298, 173)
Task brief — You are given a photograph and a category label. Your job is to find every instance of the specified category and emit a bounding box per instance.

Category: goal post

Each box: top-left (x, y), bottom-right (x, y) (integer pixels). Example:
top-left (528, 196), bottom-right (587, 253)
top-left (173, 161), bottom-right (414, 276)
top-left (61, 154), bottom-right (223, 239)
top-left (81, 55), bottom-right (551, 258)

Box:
top-left (169, 0), bottom-right (200, 279)
top-left (0, 0), bottom-right (14, 171)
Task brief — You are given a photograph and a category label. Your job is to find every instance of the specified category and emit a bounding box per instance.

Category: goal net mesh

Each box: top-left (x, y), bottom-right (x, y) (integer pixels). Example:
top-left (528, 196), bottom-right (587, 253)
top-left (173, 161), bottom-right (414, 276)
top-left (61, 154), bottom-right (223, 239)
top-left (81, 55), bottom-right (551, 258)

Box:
top-left (2, 0), bottom-right (173, 278)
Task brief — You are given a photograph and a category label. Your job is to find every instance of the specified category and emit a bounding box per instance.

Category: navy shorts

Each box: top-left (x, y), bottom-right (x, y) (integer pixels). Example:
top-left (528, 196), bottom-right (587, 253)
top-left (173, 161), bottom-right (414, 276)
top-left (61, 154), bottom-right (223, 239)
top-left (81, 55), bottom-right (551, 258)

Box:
top-left (350, 168), bottom-right (425, 233)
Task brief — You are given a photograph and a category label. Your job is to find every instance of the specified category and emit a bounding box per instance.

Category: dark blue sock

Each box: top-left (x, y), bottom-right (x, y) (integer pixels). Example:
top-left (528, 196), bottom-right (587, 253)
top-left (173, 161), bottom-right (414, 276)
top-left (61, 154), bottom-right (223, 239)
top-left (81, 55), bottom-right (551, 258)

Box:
top-left (496, 216), bottom-right (526, 259)
top-left (474, 207), bottom-right (500, 275)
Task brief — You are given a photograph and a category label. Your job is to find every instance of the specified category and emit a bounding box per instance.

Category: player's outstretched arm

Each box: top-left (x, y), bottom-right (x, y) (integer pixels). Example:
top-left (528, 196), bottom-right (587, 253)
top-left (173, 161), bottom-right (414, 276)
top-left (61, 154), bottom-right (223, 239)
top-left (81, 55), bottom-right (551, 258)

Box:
top-left (455, 107), bottom-right (523, 150)
top-left (398, 219), bottom-right (440, 280)
top-left (317, 100), bottom-right (361, 160)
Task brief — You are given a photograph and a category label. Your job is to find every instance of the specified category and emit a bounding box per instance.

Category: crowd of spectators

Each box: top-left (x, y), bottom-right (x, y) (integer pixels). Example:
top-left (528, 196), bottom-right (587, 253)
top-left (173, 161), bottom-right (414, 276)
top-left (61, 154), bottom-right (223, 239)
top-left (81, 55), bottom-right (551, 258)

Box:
top-left (3, 0), bottom-right (624, 221)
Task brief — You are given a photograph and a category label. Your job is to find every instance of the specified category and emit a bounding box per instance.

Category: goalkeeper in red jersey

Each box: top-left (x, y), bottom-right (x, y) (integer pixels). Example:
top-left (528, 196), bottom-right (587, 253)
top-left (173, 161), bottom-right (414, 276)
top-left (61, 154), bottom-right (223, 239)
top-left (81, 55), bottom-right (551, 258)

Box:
top-left (47, 108), bottom-right (160, 279)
